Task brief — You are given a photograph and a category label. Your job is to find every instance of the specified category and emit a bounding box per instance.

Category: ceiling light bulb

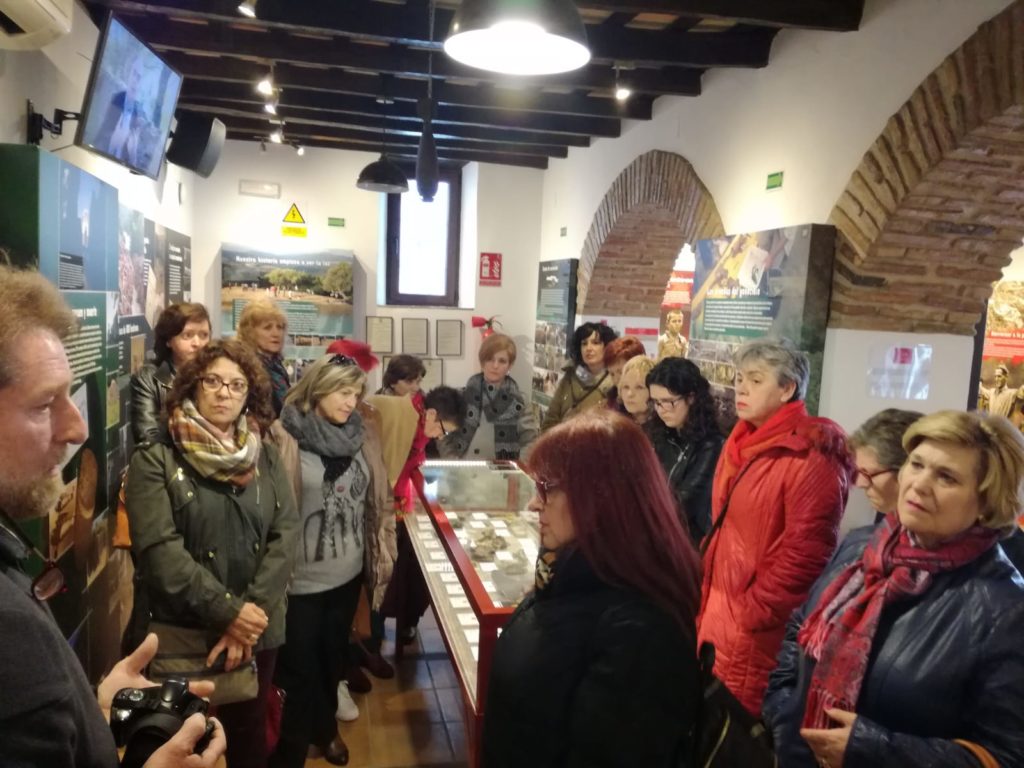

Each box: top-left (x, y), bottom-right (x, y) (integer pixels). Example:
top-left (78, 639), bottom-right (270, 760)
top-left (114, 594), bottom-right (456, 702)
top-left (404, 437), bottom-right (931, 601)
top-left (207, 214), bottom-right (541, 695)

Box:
top-left (237, 0), bottom-right (257, 18)
top-left (260, 138), bottom-right (267, 153)
top-left (295, 144), bottom-right (305, 156)
top-left (256, 76), bottom-right (274, 96)
top-left (264, 98), bottom-right (278, 115)
top-left (445, 0), bottom-right (590, 76)
top-left (615, 85), bottom-right (631, 101)
top-left (269, 130), bottom-right (283, 144)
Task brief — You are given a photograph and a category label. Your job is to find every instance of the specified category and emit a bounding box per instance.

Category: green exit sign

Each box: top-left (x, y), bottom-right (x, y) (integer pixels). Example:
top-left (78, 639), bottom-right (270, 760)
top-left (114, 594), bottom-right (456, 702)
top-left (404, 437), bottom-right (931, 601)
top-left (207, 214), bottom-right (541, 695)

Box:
top-left (766, 171), bottom-right (784, 191)
top-left (328, 217), bottom-right (346, 228)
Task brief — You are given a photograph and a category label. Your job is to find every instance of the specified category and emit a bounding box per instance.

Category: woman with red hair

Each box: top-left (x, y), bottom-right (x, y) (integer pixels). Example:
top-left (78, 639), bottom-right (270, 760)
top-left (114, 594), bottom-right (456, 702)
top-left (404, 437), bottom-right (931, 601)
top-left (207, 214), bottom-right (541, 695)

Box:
top-left (481, 410), bottom-right (701, 768)
top-left (603, 335), bottom-right (646, 411)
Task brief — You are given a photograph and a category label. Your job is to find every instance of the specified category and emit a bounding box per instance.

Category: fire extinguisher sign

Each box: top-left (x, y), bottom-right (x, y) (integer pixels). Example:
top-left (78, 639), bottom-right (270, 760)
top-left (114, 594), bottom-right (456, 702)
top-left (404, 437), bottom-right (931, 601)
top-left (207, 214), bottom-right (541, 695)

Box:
top-left (479, 252), bottom-right (502, 287)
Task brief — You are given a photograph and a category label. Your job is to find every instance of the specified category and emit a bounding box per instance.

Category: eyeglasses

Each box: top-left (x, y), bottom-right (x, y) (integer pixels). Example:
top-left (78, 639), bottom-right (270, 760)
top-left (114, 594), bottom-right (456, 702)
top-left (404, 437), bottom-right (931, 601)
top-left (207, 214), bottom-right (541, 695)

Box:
top-left (533, 478), bottom-right (560, 504)
top-left (200, 374), bottom-right (249, 397)
top-left (855, 467), bottom-right (895, 485)
top-left (439, 421), bottom-right (454, 438)
top-left (652, 396), bottom-right (685, 411)
top-left (0, 516), bottom-right (65, 601)
top-left (329, 354), bottom-right (357, 368)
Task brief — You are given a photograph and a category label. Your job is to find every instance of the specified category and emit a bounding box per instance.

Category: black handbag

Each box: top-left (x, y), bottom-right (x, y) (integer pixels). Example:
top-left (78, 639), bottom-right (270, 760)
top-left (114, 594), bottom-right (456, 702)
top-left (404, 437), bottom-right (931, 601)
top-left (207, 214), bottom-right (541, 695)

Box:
top-left (693, 642), bottom-right (777, 768)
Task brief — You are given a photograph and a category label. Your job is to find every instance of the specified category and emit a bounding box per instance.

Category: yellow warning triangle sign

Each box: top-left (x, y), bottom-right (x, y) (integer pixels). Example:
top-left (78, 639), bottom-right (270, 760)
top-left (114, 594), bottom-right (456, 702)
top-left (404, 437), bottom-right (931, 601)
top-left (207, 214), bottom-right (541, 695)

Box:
top-left (283, 203), bottom-right (305, 224)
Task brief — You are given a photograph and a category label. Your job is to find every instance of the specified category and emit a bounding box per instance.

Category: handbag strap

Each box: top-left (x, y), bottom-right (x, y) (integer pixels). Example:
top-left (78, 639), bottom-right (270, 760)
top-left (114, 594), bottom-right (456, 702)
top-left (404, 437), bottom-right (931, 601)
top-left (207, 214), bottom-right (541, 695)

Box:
top-left (699, 458), bottom-right (757, 558)
top-left (954, 740), bottom-right (1000, 768)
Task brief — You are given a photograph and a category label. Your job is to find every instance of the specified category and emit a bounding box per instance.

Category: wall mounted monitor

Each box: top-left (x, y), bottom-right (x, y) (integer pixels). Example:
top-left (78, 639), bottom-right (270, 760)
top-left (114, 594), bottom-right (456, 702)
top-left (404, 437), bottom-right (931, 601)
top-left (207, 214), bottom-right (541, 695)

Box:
top-left (75, 14), bottom-right (183, 181)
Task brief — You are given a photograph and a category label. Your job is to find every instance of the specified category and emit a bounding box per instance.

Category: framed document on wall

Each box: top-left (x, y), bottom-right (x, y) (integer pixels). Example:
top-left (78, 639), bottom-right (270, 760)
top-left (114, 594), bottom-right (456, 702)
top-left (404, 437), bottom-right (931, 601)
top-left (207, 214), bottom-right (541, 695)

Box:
top-left (435, 319), bottom-right (463, 357)
top-left (383, 356), bottom-right (443, 390)
top-left (402, 317), bottom-right (429, 356)
top-left (365, 316), bottom-right (394, 354)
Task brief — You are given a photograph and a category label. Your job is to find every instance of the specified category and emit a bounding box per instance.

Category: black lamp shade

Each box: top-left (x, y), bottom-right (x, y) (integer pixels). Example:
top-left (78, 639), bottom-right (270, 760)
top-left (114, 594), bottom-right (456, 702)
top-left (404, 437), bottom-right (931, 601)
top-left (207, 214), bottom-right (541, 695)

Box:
top-left (445, 0), bottom-right (590, 75)
top-left (416, 127), bottom-right (439, 202)
top-left (357, 154), bottom-right (409, 194)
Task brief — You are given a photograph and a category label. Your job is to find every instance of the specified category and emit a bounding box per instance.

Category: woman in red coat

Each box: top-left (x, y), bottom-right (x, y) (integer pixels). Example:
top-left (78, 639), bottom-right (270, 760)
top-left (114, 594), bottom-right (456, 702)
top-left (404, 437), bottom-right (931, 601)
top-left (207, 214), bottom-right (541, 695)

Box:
top-left (698, 337), bottom-right (853, 716)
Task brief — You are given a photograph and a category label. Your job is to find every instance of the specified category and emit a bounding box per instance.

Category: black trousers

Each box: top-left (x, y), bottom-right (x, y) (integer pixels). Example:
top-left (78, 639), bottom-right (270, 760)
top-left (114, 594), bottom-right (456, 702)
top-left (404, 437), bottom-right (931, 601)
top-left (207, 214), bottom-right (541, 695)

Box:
top-left (213, 648), bottom-right (278, 768)
top-left (268, 575), bottom-right (363, 768)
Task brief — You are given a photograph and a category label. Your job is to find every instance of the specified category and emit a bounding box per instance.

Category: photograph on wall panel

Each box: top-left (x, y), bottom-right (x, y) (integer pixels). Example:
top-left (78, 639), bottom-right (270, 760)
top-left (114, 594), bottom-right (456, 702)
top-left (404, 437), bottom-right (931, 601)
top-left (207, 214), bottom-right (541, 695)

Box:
top-left (220, 244), bottom-right (356, 380)
top-left (531, 258), bottom-right (578, 424)
top-left (691, 225), bottom-right (835, 432)
top-left (979, 279), bottom-right (1024, 422)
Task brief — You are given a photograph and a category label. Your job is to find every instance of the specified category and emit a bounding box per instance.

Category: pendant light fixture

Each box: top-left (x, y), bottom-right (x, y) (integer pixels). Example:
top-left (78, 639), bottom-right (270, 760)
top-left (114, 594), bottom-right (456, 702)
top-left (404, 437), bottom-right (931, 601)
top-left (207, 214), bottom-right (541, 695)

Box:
top-left (237, 0), bottom-right (257, 18)
top-left (444, 0), bottom-right (590, 75)
top-left (357, 78), bottom-right (409, 194)
top-left (416, 0), bottom-right (440, 203)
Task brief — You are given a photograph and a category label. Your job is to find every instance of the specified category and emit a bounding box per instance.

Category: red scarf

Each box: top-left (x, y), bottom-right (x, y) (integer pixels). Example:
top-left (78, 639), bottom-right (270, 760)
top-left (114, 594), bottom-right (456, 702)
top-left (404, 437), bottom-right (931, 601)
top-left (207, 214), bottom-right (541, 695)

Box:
top-left (714, 401), bottom-right (808, 512)
top-left (797, 514), bottom-right (999, 728)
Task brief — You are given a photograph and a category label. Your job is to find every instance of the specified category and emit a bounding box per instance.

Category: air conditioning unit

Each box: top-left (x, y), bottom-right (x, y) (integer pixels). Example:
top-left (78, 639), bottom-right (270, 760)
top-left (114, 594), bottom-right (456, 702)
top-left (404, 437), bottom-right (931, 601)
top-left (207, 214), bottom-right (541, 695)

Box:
top-left (0, 0), bottom-right (72, 50)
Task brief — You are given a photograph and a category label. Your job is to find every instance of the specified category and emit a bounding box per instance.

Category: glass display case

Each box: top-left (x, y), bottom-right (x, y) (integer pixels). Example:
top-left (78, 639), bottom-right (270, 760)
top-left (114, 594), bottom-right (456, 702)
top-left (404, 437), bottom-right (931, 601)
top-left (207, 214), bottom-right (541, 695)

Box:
top-left (406, 459), bottom-right (538, 767)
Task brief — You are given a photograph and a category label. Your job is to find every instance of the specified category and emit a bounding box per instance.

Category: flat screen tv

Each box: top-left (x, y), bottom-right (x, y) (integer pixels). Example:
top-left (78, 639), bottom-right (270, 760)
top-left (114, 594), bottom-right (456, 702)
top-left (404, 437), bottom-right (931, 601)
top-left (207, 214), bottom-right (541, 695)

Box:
top-left (76, 14), bottom-right (183, 181)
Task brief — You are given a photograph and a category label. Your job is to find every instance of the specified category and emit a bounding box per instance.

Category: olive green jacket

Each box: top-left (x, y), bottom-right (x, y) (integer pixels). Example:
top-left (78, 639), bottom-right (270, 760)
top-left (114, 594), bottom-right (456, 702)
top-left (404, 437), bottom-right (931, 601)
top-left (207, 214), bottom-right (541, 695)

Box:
top-left (540, 367), bottom-right (612, 432)
top-left (125, 440), bottom-right (298, 650)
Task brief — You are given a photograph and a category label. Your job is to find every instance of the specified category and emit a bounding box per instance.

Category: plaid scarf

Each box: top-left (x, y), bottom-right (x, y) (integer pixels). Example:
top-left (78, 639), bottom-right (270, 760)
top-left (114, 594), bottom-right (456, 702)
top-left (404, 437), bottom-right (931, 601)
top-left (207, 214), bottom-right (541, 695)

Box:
top-left (798, 513), bottom-right (998, 728)
top-left (260, 352), bottom-right (290, 416)
top-left (534, 545), bottom-right (559, 592)
top-left (168, 400), bottom-right (261, 487)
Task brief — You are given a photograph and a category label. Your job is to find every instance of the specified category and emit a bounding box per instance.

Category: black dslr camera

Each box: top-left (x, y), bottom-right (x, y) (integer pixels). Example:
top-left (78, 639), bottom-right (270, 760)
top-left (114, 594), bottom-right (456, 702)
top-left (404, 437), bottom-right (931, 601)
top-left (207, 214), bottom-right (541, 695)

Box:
top-left (110, 678), bottom-right (214, 768)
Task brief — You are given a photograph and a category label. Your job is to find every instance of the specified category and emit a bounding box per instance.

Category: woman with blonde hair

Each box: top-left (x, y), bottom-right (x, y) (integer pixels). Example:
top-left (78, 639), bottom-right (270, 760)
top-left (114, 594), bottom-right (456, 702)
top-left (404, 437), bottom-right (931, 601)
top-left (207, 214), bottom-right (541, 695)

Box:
top-left (237, 298), bottom-right (289, 417)
top-left (765, 410), bottom-right (1024, 768)
top-left (266, 352), bottom-right (394, 767)
top-left (441, 333), bottom-right (538, 460)
top-left (617, 354), bottom-right (655, 426)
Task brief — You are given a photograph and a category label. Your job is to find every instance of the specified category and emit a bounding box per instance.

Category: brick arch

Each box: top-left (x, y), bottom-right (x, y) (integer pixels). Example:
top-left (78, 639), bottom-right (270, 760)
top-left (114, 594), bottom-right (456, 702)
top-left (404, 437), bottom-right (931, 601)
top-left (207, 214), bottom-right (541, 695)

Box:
top-left (829, 1), bottom-right (1024, 334)
top-left (578, 150), bottom-right (724, 315)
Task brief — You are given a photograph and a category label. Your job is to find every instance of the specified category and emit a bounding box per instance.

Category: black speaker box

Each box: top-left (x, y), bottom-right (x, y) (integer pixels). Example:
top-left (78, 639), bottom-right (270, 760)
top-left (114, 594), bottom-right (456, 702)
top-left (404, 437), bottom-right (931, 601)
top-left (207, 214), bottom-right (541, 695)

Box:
top-left (166, 113), bottom-right (226, 178)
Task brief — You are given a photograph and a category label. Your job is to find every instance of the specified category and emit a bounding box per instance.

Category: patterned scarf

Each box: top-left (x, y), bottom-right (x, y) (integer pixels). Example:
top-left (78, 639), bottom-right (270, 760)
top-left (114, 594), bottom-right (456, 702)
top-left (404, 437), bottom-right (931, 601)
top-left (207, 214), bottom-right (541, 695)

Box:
top-left (797, 513), bottom-right (999, 728)
top-left (534, 545), bottom-right (559, 592)
top-left (168, 400), bottom-right (261, 487)
top-left (280, 403), bottom-right (365, 482)
top-left (260, 352), bottom-right (290, 416)
top-left (449, 373), bottom-right (526, 460)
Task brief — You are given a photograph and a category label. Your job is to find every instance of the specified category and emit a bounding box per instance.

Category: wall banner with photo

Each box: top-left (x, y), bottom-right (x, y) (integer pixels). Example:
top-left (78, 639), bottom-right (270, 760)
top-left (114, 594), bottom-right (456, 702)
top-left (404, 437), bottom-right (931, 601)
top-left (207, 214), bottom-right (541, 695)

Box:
top-left (221, 244), bottom-right (356, 380)
top-left (532, 258), bottom-right (579, 423)
top-left (690, 224), bottom-right (835, 430)
top-left (979, 280), bottom-right (1024, 421)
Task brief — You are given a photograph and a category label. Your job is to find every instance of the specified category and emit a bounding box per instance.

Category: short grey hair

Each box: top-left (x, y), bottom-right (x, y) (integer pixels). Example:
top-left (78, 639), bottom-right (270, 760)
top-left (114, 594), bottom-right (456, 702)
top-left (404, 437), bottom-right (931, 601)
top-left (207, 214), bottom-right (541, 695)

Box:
top-left (284, 354), bottom-right (367, 413)
top-left (733, 337), bottom-right (810, 402)
top-left (850, 408), bottom-right (923, 469)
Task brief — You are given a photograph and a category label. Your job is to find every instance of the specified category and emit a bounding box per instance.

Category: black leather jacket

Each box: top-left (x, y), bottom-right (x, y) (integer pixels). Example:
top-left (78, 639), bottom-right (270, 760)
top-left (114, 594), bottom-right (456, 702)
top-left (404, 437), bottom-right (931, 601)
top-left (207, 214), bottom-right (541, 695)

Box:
top-left (763, 525), bottom-right (1024, 768)
top-left (649, 426), bottom-right (724, 543)
top-left (130, 360), bottom-right (174, 444)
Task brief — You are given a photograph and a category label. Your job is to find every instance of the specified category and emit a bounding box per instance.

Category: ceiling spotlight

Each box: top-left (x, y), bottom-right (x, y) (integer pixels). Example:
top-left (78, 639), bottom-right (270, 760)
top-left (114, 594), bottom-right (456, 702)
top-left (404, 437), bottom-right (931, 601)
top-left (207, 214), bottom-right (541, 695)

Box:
top-left (614, 64), bottom-right (631, 101)
top-left (444, 0), bottom-right (590, 75)
top-left (259, 138), bottom-right (267, 153)
top-left (256, 64), bottom-right (275, 96)
top-left (264, 96), bottom-right (278, 115)
top-left (237, 0), bottom-right (257, 18)
top-left (269, 129), bottom-right (283, 144)
top-left (294, 143), bottom-right (305, 156)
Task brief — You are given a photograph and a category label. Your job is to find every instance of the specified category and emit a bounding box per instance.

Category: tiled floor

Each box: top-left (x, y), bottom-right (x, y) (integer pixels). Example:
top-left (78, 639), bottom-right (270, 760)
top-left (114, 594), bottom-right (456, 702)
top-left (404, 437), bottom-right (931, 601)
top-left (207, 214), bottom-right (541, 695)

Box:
top-left (304, 610), bottom-right (470, 768)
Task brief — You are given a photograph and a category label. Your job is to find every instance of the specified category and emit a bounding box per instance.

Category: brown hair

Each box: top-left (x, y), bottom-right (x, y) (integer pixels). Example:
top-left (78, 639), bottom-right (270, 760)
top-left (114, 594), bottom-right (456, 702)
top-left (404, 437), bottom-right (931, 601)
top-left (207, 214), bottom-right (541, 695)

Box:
top-left (603, 336), bottom-right (646, 369)
top-left (236, 299), bottom-right (287, 349)
top-left (478, 333), bottom-right (517, 367)
top-left (0, 266), bottom-right (77, 388)
top-left (165, 339), bottom-right (275, 432)
top-left (153, 303), bottom-right (211, 365)
top-left (382, 354), bottom-right (426, 389)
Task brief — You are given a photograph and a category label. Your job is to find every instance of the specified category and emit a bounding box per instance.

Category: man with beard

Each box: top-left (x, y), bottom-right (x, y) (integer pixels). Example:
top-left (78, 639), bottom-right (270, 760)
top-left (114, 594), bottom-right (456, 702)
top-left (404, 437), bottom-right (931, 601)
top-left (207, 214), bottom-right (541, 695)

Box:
top-left (0, 265), bottom-right (226, 767)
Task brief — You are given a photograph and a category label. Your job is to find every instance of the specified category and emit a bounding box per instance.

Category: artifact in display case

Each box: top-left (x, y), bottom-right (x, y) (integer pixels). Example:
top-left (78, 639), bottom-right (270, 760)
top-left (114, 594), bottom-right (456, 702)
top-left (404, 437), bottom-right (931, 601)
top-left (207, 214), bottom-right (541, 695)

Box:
top-left (406, 460), bottom-right (538, 768)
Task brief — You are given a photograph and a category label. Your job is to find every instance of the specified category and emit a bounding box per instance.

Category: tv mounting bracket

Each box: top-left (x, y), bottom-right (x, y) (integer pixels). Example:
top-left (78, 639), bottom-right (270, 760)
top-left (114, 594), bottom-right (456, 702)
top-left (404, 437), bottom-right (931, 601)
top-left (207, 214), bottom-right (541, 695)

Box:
top-left (26, 100), bottom-right (81, 145)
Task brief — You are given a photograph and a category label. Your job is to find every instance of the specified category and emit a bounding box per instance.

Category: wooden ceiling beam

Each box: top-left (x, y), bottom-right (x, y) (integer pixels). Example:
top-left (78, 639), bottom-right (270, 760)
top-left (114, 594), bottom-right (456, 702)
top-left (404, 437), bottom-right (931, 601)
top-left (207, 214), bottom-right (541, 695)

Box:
top-left (84, 0), bottom-right (781, 68)
top-left (181, 79), bottom-right (620, 138)
top-left (178, 100), bottom-right (592, 148)
top-left (118, 16), bottom-right (705, 97)
top-left (576, 0), bottom-right (863, 30)
top-left (161, 52), bottom-right (655, 120)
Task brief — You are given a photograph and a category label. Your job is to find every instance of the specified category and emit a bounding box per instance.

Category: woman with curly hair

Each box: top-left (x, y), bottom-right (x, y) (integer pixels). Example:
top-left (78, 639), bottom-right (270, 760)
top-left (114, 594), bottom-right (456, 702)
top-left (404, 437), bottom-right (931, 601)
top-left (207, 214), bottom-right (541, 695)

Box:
top-left (646, 357), bottom-right (723, 544)
top-left (125, 339), bottom-right (297, 768)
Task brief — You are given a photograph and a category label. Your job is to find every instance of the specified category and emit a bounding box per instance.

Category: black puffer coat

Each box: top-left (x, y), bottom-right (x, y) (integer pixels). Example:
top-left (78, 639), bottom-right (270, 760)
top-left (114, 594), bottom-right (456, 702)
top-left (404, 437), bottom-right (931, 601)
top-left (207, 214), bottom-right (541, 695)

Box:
top-left (481, 549), bottom-right (698, 768)
top-left (649, 426), bottom-right (723, 543)
top-left (763, 525), bottom-right (1024, 768)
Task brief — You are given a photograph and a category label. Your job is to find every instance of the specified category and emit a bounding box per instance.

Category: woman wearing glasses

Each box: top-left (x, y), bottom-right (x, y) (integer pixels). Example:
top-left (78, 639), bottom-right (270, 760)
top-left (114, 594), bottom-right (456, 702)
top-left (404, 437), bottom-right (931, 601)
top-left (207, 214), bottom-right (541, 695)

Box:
top-left (647, 357), bottom-right (723, 544)
top-left (849, 409), bottom-right (923, 523)
top-left (482, 410), bottom-right (701, 768)
top-left (266, 353), bottom-right (394, 767)
top-left (698, 337), bottom-right (853, 717)
top-left (125, 339), bottom-right (297, 768)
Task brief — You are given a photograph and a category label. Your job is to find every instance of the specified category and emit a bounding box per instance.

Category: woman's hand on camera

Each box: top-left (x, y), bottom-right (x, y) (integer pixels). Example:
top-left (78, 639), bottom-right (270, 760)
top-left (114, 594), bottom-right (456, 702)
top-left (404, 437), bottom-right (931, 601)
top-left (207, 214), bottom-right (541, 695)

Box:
top-left (99, 634), bottom-right (215, 713)
top-left (143, 713), bottom-right (226, 768)
top-left (206, 632), bottom-right (252, 671)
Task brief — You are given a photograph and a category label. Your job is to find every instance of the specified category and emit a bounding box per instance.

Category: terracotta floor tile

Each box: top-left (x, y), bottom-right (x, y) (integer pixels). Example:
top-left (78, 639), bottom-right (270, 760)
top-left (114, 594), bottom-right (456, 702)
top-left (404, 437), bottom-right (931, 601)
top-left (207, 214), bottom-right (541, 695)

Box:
top-left (427, 658), bottom-right (459, 689)
top-left (336, 715), bottom-right (373, 767)
top-left (419, 628), bottom-right (448, 655)
top-left (369, 720), bottom-right (454, 767)
top-left (434, 686), bottom-right (466, 724)
top-left (446, 719), bottom-right (469, 763)
top-left (367, 685), bottom-right (445, 726)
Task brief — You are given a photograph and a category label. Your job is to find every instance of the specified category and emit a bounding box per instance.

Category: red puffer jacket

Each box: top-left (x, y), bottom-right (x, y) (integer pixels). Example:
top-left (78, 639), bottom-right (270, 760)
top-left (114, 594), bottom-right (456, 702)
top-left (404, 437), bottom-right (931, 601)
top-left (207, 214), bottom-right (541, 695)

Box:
top-left (697, 401), bottom-right (852, 716)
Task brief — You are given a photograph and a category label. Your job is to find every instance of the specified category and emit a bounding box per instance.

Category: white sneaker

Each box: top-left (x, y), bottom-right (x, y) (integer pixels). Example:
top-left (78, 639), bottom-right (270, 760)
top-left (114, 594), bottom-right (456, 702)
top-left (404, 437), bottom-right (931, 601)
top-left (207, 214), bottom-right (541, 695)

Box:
top-left (336, 680), bottom-right (360, 722)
